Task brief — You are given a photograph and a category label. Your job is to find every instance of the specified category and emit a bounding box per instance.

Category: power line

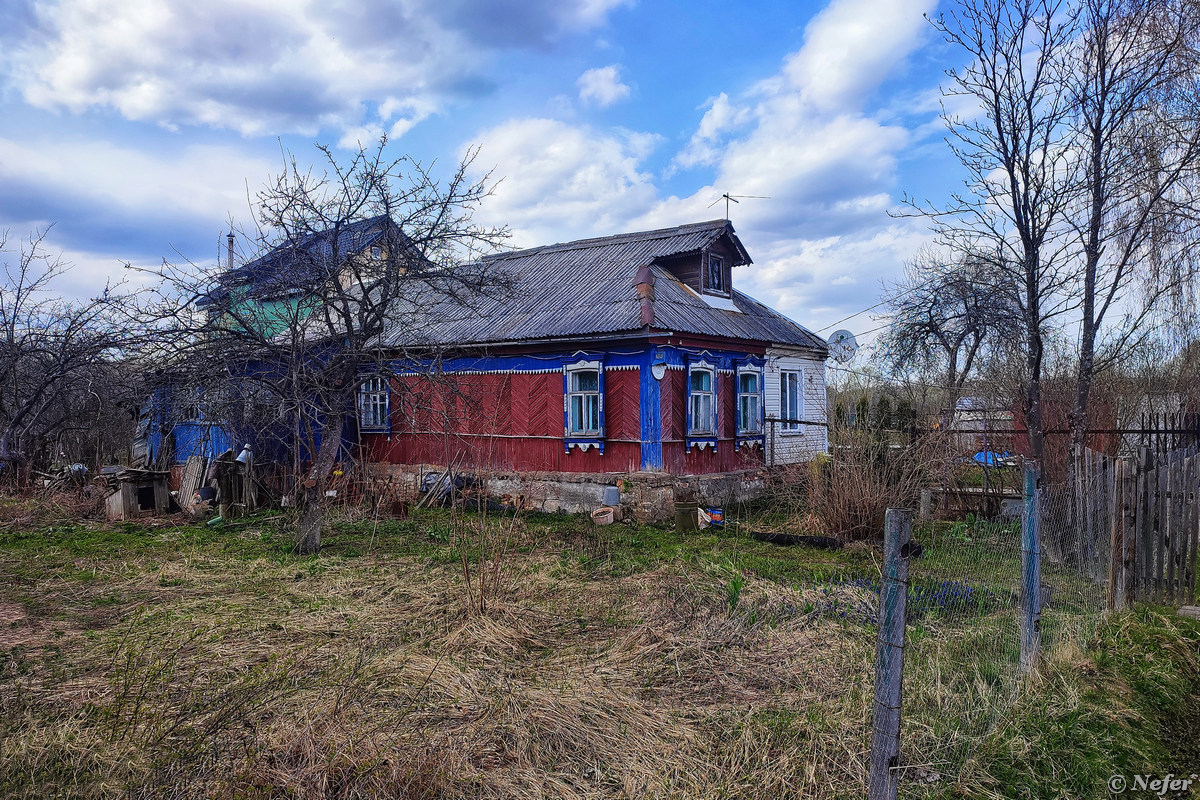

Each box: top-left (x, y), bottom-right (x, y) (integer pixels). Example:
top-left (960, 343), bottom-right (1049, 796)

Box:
top-left (815, 298), bottom-right (893, 334)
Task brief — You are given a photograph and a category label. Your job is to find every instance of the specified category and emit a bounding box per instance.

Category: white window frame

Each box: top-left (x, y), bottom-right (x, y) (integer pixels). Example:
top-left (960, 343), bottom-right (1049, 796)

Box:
top-left (565, 361), bottom-right (603, 437)
top-left (780, 369), bottom-right (803, 432)
top-left (688, 362), bottom-right (717, 436)
top-left (736, 366), bottom-right (763, 435)
top-left (357, 376), bottom-right (389, 431)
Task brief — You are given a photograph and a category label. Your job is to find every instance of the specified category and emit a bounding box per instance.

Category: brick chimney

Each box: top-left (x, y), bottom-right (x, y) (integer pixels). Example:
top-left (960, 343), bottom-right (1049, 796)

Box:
top-left (634, 263), bottom-right (655, 327)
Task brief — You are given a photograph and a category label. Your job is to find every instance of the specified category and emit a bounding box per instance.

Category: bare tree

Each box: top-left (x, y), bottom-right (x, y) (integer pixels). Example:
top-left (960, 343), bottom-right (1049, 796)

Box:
top-left (1065, 0), bottom-right (1200, 454)
top-left (919, 0), bottom-right (1081, 460)
top-left (0, 229), bottom-right (134, 482)
top-left (140, 139), bottom-right (508, 553)
top-left (880, 249), bottom-right (1023, 414)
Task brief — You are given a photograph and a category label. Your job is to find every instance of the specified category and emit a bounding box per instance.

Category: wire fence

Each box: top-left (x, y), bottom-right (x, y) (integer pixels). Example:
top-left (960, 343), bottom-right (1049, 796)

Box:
top-left (864, 439), bottom-right (1199, 797)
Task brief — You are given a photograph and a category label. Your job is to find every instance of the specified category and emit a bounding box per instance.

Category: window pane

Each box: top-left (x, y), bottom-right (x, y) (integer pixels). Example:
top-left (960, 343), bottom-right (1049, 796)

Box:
top-left (570, 395), bottom-right (582, 432)
top-left (739, 373), bottom-right (757, 394)
top-left (709, 256), bottom-right (723, 290)
top-left (571, 370), bottom-right (598, 392)
top-left (690, 370), bottom-right (711, 392)
top-left (586, 395), bottom-right (599, 431)
top-left (739, 395), bottom-right (759, 432)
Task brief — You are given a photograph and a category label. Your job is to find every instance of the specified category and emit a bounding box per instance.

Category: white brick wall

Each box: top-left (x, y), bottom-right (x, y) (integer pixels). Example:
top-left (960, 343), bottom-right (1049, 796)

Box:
top-left (764, 347), bottom-right (828, 464)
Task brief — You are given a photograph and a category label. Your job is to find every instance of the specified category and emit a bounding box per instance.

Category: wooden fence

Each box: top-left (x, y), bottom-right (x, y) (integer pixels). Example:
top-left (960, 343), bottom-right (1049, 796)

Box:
top-left (1074, 447), bottom-right (1198, 607)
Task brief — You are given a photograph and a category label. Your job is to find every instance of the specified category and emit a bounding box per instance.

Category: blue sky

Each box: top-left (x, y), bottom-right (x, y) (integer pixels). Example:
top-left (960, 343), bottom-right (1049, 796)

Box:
top-left (0, 0), bottom-right (963, 341)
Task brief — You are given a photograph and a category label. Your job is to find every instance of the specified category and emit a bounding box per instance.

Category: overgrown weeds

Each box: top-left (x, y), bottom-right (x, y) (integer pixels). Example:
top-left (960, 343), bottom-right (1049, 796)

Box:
top-left (0, 502), bottom-right (1196, 799)
top-left (770, 422), bottom-right (933, 540)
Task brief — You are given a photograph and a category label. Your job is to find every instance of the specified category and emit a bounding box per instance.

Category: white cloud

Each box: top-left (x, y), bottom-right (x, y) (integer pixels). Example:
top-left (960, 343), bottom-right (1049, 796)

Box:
top-left (577, 65), bottom-right (631, 107)
top-left (780, 0), bottom-right (936, 112)
top-left (672, 93), bottom-right (751, 171)
top-left (0, 135), bottom-right (283, 296)
top-left (6, 0), bottom-right (625, 140)
top-left (0, 136), bottom-right (273, 222)
top-left (461, 0), bottom-right (940, 333)
top-left (466, 118), bottom-right (661, 246)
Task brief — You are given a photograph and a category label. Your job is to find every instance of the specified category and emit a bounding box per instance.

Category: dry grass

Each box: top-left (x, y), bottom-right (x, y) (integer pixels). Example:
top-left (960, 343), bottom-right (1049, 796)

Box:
top-left (0, 511), bottom-right (881, 800)
top-left (4, 500), bottom-right (1160, 799)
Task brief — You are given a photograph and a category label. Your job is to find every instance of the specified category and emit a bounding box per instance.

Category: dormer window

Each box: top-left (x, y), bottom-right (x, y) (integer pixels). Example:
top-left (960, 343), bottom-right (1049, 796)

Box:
top-left (370, 245), bottom-right (383, 260)
top-left (707, 254), bottom-right (725, 294)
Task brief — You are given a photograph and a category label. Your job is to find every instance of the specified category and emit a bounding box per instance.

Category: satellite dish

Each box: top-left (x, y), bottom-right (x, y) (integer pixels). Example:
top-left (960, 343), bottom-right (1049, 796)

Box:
top-left (828, 329), bottom-right (859, 363)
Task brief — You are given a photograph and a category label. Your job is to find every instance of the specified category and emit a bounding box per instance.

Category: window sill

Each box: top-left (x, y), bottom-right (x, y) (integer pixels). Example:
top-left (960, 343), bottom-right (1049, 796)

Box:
top-left (565, 438), bottom-right (605, 454)
top-left (686, 436), bottom-right (719, 452)
top-left (779, 428), bottom-right (808, 436)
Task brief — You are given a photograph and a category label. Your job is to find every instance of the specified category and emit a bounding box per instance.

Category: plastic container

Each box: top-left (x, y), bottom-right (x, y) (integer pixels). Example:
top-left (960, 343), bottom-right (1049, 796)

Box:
top-left (602, 485), bottom-right (621, 506)
top-left (707, 507), bottom-right (724, 527)
top-left (591, 507), bottom-right (615, 525)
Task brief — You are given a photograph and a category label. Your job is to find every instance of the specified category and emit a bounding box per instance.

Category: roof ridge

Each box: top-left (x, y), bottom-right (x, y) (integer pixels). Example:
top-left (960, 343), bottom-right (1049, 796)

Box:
top-left (482, 219), bottom-right (732, 261)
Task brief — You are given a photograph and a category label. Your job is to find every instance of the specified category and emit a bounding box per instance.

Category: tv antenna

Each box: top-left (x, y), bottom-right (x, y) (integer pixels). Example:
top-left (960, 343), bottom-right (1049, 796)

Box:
top-left (707, 192), bottom-right (770, 220)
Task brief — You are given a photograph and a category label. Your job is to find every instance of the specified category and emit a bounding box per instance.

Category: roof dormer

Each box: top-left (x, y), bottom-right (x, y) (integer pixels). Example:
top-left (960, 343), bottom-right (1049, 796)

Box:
top-left (655, 221), bottom-right (751, 297)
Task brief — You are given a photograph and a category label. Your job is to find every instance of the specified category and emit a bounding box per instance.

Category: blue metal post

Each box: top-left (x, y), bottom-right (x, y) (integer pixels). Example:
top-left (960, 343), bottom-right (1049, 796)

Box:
top-left (1021, 461), bottom-right (1043, 672)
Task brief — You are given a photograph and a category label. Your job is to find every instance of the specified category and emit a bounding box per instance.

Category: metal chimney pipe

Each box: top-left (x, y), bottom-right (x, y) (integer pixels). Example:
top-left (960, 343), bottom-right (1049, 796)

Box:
top-left (226, 233), bottom-right (234, 270)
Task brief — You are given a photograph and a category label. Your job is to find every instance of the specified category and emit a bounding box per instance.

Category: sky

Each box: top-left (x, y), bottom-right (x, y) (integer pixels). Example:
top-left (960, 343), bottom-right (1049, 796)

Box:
top-left (0, 0), bottom-right (968, 345)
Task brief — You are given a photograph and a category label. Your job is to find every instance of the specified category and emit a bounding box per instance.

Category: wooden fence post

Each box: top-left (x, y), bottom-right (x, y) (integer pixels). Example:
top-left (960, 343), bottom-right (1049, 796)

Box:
top-left (868, 508), bottom-right (912, 800)
top-left (1021, 462), bottom-right (1043, 673)
top-left (1138, 447), bottom-right (1152, 603)
top-left (1122, 459), bottom-right (1136, 608)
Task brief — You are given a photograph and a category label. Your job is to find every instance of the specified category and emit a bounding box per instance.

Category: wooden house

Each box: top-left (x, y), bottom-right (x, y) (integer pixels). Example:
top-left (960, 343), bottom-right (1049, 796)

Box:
top-left (360, 220), bottom-right (829, 512)
top-left (154, 218), bottom-right (828, 517)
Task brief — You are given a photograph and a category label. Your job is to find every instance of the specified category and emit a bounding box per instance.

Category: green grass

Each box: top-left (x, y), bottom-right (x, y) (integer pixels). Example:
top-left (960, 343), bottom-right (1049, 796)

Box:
top-left (930, 607), bottom-right (1200, 800)
top-left (0, 503), bottom-right (1197, 799)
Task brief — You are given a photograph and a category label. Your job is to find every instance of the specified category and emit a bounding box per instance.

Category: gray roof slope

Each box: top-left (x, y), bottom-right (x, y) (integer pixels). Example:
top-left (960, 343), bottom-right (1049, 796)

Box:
top-left (380, 220), bottom-right (827, 354)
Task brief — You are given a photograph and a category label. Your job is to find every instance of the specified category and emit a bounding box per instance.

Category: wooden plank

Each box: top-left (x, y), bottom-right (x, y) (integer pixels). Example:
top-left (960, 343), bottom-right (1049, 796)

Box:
top-left (1184, 456), bottom-right (1197, 604)
top-left (1083, 451), bottom-right (1094, 578)
top-left (1178, 605), bottom-right (1200, 620)
top-left (1108, 454), bottom-right (1117, 589)
top-left (1178, 456), bottom-right (1191, 604)
top-left (1122, 458), bottom-right (1136, 608)
top-left (1168, 455), bottom-right (1180, 602)
top-left (1090, 449), bottom-right (1101, 580)
top-left (1109, 459), bottom-right (1124, 610)
top-left (178, 455), bottom-right (207, 513)
top-left (1182, 455), bottom-right (1193, 603)
top-left (1080, 450), bottom-right (1089, 575)
top-left (1138, 448), bottom-right (1153, 602)
top-left (1156, 462), bottom-right (1168, 603)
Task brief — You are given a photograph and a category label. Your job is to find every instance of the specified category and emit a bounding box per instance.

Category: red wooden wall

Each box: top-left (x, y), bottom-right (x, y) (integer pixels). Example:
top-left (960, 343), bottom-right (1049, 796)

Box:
top-left (365, 370), bottom-right (642, 473)
top-left (660, 369), bottom-right (762, 475)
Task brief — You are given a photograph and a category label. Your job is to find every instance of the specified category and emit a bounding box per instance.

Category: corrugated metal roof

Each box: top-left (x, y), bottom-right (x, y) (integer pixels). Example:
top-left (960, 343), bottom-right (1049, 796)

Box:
top-left (379, 219), bottom-right (827, 354)
top-left (221, 215), bottom-right (390, 292)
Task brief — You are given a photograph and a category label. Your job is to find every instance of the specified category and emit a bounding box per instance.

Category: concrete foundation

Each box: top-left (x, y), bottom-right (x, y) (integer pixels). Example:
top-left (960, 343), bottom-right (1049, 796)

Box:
top-left (370, 463), bottom-right (770, 523)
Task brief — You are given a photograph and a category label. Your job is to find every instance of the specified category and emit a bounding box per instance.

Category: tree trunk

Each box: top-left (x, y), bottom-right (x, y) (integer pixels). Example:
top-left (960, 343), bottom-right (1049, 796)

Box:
top-left (295, 412), bottom-right (344, 555)
top-left (1024, 252), bottom-right (1045, 463)
top-left (1070, 126), bottom-right (1105, 462)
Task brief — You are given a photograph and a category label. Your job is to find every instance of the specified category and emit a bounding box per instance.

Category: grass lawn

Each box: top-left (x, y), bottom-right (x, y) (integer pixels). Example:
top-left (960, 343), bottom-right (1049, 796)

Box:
top-left (1, 497), bottom-right (1197, 799)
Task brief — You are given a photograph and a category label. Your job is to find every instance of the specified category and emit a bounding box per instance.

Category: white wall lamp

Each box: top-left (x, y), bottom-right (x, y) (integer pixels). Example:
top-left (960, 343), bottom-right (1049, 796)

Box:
top-left (651, 350), bottom-right (667, 381)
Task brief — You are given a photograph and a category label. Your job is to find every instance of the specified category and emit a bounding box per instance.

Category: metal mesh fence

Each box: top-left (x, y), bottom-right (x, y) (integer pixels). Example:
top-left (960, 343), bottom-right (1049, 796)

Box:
top-left (887, 456), bottom-right (1112, 785)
